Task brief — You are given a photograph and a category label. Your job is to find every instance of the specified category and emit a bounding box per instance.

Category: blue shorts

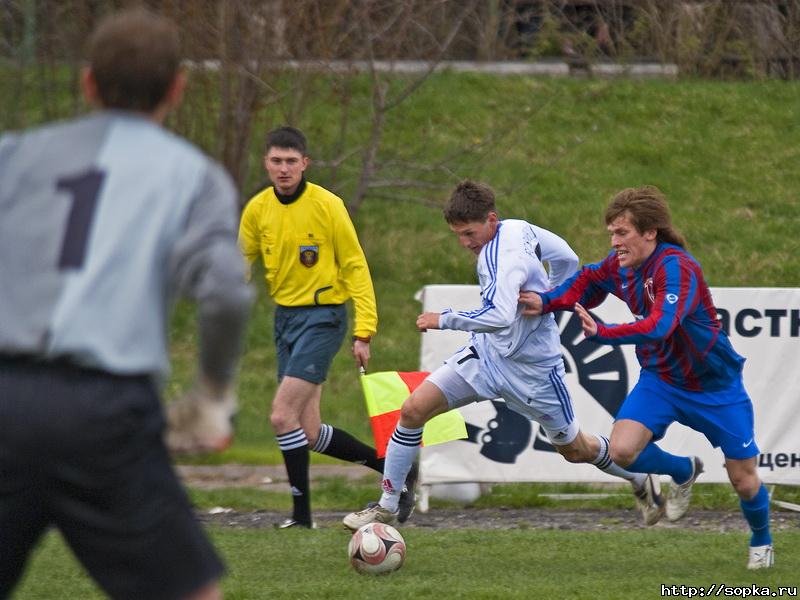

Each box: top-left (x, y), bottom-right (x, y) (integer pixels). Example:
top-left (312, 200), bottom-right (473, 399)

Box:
top-left (274, 304), bottom-right (347, 384)
top-left (617, 369), bottom-right (759, 460)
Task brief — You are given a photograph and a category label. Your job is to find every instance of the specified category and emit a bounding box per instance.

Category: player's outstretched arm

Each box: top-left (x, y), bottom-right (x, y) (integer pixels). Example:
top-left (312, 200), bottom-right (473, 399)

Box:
top-left (416, 312), bottom-right (442, 332)
top-left (167, 163), bottom-right (253, 455)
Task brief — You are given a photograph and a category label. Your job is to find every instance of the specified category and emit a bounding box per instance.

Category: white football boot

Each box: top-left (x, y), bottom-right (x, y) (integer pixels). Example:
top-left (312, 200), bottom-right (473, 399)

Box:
top-left (632, 474), bottom-right (666, 526)
top-left (343, 502), bottom-right (398, 531)
top-left (666, 456), bottom-right (704, 522)
top-left (747, 544), bottom-right (774, 570)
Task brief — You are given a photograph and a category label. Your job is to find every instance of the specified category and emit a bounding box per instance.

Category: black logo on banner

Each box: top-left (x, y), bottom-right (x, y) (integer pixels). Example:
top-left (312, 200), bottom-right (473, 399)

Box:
top-left (461, 310), bottom-right (628, 463)
top-left (464, 400), bottom-right (532, 464)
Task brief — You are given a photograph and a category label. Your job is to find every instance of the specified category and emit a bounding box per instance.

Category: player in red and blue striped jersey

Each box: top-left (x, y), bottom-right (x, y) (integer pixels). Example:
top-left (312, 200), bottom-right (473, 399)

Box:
top-left (343, 180), bottom-right (665, 533)
top-left (520, 186), bottom-right (773, 570)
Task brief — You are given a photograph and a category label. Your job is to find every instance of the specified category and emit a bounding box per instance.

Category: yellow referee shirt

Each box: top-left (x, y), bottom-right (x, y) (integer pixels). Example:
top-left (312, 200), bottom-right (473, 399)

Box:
top-left (239, 181), bottom-right (377, 339)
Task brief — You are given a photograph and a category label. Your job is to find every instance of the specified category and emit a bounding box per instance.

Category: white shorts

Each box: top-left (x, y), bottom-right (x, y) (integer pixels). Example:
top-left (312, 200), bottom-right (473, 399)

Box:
top-left (426, 342), bottom-right (579, 446)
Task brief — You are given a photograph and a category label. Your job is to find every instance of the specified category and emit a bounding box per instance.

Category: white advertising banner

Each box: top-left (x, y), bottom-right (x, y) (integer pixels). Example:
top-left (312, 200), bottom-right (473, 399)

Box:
top-left (417, 285), bottom-right (800, 485)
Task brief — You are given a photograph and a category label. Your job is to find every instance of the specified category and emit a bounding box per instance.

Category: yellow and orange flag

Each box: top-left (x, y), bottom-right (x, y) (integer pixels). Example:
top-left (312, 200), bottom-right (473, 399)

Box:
top-left (359, 371), bottom-right (467, 457)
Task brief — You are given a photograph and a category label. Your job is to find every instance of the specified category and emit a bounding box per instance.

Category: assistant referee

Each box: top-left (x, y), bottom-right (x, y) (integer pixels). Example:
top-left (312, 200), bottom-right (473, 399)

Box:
top-left (240, 127), bottom-right (415, 529)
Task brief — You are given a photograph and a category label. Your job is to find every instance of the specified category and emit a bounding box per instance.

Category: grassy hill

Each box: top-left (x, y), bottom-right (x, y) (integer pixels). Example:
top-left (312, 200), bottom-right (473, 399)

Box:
top-left (159, 74), bottom-right (800, 463)
top-left (8, 70), bottom-right (794, 461)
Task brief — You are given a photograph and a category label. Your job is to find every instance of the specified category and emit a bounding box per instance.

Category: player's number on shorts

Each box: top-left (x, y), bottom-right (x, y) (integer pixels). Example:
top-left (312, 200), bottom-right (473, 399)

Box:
top-left (57, 169), bottom-right (105, 269)
top-left (456, 345), bottom-right (479, 364)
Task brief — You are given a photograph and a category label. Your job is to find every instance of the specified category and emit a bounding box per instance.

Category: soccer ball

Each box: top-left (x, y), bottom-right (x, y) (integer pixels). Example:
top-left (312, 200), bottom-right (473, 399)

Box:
top-left (347, 522), bottom-right (406, 575)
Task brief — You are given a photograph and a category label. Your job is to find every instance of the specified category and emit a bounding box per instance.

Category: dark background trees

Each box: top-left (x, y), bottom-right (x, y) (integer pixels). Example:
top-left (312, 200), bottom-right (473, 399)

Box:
top-left (3, 0), bottom-right (799, 210)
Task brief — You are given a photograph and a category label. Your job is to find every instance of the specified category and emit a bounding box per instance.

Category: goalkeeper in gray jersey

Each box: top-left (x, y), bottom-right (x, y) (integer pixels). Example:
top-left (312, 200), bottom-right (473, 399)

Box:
top-left (0, 10), bottom-right (252, 600)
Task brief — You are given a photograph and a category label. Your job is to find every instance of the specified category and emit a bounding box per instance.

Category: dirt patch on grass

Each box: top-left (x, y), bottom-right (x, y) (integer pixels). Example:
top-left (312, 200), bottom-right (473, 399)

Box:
top-left (180, 465), bottom-right (800, 532)
top-left (197, 507), bottom-right (800, 532)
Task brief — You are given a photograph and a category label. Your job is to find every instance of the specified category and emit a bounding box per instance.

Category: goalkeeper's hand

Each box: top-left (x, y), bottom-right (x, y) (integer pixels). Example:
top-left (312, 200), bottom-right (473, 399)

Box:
top-left (165, 378), bottom-right (236, 455)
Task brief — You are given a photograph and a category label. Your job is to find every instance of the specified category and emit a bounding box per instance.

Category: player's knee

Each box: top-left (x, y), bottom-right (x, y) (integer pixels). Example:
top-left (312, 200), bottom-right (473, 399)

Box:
top-left (270, 412), bottom-right (293, 433)
top-left (399, 398), bottom-right (428, 428)
top-left (608, 444), bottom-right (637, 468)
top-left (729, 470), bottom-right (760, 499)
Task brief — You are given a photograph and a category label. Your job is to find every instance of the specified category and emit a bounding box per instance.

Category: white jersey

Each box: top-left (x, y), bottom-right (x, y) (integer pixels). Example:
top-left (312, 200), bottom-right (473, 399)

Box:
top-left (438, 219), bottom-right (578, 364)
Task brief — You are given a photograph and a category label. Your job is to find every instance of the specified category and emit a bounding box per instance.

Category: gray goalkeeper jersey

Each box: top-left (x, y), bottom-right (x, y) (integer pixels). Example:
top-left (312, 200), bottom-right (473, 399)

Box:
top-left (0, 111), bottom-right (252, 381)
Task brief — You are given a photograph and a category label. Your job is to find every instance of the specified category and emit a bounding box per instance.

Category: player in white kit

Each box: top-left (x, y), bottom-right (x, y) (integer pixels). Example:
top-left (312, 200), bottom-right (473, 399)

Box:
top-left (344, 181), bottom-right (663, 530)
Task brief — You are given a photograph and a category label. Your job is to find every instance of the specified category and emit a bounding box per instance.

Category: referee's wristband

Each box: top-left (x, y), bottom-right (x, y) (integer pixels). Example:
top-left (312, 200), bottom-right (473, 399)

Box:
top-left (352, 335), bottom-right (371, 344)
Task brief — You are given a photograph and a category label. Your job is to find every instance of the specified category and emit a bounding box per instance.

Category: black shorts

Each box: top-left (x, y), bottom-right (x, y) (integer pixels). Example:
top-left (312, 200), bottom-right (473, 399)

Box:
top-left (0, 359), bottom-right (224, 600)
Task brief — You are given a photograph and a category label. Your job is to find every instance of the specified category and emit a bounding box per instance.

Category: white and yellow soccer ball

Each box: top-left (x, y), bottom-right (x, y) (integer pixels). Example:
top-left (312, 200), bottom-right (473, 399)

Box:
top-left (347, 522), bottom-right (406, 575)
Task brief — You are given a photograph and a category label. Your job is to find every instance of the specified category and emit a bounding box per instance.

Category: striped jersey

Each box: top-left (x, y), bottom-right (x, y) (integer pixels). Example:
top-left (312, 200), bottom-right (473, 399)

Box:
top-left (0, 111), bottom-right (252, 381)
top-left (440, 219), bottom-right (579, 364)
top-left (540, 243), bottom-right (744, 392)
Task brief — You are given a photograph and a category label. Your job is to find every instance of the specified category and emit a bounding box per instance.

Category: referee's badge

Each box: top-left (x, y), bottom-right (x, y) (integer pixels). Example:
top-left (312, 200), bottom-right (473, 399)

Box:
top-left (299, 245), bottom-right (319, 267)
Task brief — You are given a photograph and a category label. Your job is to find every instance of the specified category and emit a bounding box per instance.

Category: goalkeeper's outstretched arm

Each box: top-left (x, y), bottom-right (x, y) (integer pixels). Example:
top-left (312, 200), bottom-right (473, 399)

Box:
top-left (166, 165), bottom-right (254, 454)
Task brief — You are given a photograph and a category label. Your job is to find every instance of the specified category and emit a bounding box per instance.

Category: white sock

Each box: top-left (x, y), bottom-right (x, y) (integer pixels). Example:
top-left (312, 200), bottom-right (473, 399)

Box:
top-left (379, 424), bottom-right (423, 512)
top-left (592, 435), bottom-right (646, 488)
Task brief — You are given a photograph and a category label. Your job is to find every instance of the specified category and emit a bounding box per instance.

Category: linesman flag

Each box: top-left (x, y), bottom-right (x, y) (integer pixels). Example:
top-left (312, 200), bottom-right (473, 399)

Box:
top-left (360, 371), bottom-right (467, 458)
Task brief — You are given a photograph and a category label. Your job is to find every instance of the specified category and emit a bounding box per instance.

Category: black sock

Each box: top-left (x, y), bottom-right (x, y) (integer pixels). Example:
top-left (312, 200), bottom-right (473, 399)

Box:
top-left (312, 423), bottom-right (384, 473)
top-left (277, 428), bottom-right (311, 524)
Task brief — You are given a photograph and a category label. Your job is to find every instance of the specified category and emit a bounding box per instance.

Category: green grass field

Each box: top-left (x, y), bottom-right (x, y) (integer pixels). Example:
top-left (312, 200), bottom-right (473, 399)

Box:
top-left (15, 526), bottom-right (800, 599)
top-left (12, 480), bottom-right (800, 598)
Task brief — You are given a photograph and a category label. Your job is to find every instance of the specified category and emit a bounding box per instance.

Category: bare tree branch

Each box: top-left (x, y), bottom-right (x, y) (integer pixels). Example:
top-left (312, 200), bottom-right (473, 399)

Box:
top-left (386, 0), bottom-right (481, 111)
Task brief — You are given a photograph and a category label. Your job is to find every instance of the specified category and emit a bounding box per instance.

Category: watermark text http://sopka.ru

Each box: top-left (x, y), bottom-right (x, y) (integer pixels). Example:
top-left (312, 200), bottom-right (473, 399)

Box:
top-left (661, 584), bottom-right (797, 598)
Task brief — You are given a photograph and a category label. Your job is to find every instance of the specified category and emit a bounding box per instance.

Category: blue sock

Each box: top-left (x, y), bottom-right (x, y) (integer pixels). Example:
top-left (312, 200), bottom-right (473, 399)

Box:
top-left (741, 484), bottom-right (772, 547)
top-left (626, 442), bottom-right (693, 482)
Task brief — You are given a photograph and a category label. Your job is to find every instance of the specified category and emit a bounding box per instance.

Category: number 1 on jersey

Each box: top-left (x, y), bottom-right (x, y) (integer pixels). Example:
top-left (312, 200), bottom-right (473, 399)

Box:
top-left (57, 169), bottom-right (105, 269)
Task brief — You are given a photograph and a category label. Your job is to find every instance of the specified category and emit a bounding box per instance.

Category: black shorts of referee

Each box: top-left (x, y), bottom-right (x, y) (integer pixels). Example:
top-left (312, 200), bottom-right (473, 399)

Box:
top-left (0, 358), bottom-right (224, 600)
